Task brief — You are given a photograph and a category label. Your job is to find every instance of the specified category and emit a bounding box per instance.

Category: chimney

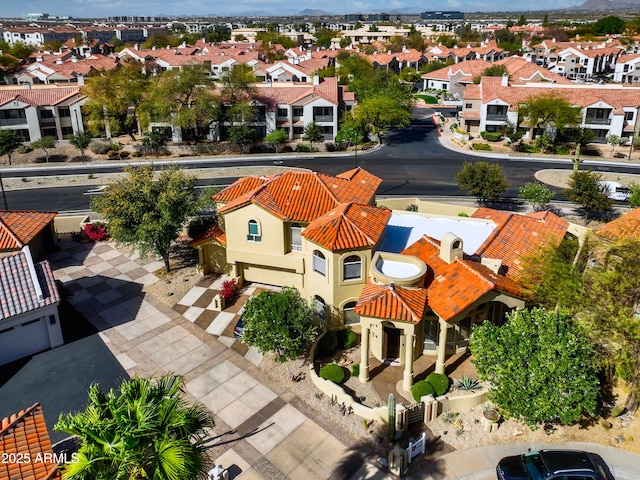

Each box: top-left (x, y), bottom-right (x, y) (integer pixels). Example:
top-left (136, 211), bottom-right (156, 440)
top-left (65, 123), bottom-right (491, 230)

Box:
top-left (77, 74), bottom-right (85, 86)
top-left (439, 232), bottom-right (463, 264)
top-left (134, 43), bottom-right (139, 50)
top-left (313, 72), bottom-right (320, 85)
top-left (71, 56), bottom-right (78, 63)
top-left (501, 73), bottom-right (508, 86)
top-left (56, 59), bottom-right (64, 65)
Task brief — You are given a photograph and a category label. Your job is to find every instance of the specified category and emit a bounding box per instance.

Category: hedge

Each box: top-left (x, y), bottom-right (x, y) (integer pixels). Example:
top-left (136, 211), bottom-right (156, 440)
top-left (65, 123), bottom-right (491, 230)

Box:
top-left (319, 364), bottom-right (345, 384)
top-left (480, 131), bottom-right (503, 142)
top-left (472, 143), bottom-right (492, 151)
top-left (336, 329), bottom-right (357, 350)
top-left (412, 380), bottom-right (435, 402)
top-left (426, 372), bottom-right (450, 396)
top-left (317, 331), bottom-right (338, 356)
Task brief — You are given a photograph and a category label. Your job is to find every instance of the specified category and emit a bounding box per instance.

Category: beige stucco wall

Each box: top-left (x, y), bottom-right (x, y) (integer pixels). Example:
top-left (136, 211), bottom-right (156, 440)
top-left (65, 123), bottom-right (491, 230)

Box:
top-left (376, 198), bottom-right (477, 217)
top-left (361, 316), bottom-right (422, 364)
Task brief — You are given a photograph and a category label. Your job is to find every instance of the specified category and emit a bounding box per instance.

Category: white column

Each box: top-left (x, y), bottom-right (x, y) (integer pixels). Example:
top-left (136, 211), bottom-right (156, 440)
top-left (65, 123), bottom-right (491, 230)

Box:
top-left (435, 318), bottom-right (448, 375)
top-left (359, 325), bottom-right (370, 383)
top-left (402, 333), bottom-right (415, 391)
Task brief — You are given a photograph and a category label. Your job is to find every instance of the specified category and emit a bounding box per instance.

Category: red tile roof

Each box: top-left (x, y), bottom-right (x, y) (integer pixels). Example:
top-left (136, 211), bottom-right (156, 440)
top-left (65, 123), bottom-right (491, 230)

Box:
top-left (401, 236), bottom-right (525, 320)
top-left (0, 403), bottom-right (62, 480)
top-left (355, 282), bottom-right (428, 323)
top-left (214, 168), bottom-right (381, 222)
top-left (472, 208), bottom-right (569, 282)
top-left (189, 223), bottom-right (227, 247)
top-left (0, 86), bottom-right (81, 108)
top-left (0, 251), bottom-right (60, 319)
top-left (0, 211), bottom-right (57, 251)
top-left (596, 208), bottom-right (640, 240)
top-left (302, 203), bottom-right (391, 250)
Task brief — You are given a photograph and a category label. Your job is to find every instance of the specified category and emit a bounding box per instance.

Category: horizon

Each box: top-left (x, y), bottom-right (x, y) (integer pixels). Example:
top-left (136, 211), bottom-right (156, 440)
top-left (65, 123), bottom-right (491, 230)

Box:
top-left (0, 1), bottom-right (589, 21)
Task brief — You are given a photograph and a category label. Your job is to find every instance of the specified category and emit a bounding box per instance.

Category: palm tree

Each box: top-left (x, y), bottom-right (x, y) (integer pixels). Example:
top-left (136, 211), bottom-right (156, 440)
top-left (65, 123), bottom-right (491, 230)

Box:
top-left (55, 375), bottom-right (214, 480)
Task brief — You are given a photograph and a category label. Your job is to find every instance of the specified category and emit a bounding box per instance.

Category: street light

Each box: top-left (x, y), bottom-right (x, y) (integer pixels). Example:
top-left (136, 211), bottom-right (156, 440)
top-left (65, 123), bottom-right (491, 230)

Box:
top-left (0, 169), bottom-right (8, 210)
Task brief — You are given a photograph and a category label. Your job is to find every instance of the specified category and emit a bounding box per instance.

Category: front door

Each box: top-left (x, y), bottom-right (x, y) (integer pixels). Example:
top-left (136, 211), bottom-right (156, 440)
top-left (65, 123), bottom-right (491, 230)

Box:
top-left (384, 326), bottom-right (401, 360)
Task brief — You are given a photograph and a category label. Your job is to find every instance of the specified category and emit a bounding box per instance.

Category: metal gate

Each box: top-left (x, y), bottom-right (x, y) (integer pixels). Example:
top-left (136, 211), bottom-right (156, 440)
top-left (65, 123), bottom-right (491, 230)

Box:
top-left (405, 402), bottom-right (425, 424)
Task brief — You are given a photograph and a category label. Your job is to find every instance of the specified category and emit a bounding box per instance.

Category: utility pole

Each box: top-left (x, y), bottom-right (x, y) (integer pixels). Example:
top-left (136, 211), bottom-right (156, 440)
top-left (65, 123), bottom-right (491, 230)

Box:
top-left (0, 170), bottom-right (8, 210)
top-left (628, 105), bottom-right (640, 161)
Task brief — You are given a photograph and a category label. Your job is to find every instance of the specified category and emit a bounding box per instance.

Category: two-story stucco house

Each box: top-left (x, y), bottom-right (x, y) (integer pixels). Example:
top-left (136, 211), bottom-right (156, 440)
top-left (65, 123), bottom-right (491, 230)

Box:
top-left (192, 168), bottom-right (569, 390)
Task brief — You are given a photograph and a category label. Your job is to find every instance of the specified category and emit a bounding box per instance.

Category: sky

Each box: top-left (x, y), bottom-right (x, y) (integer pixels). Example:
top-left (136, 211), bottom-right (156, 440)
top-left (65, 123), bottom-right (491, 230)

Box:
top-left (0, 0), bottom-right (587, 20)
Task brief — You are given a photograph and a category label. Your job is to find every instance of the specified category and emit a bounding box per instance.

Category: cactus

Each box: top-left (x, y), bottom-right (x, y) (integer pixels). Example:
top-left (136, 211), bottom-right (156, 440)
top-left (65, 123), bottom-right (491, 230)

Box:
top-left (388, 393), bottom-right (396, 441)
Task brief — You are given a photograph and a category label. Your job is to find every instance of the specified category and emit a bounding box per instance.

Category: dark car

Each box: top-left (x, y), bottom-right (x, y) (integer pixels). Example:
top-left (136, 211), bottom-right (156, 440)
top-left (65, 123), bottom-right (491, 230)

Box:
top-left (496, 449), bottom-right (615, 480)
top-left (233, 317), bottom-right (244, 339)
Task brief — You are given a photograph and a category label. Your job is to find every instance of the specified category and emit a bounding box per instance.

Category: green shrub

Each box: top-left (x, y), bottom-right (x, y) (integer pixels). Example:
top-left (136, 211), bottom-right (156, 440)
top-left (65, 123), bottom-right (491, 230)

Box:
top-left (352, 363), bottom-right (360, 377)
top-left (90, 141), bottom-right (111, 155)
top-left (16, 145), bottom-right (33, 154)
top-left (480, 131), bottom-right (503, 142)
top-left (319, 363), bottom-right (345, 384)
top-left (458, 212), bottom-right (469, 217)
top-left (317, 330), bottom-right (337, 356)
top-left (336, 329), bottom-right (357, 350)
top-left (412, 380), bottom-right (435, 401)
top-left (472, 143), bottom-right (492, 151)
top-left (610, 405), bottom-right (625, 417)
top-left (295, 143), bottom-right (312, 153)
top-left (426, 372), bottom-right (450, 396)
top-left (130, 151), bottom-right (142, 157)
top-left (554, 145), bottom-right (570, 155)
top-left (454, 376), bottom-right (481, 392)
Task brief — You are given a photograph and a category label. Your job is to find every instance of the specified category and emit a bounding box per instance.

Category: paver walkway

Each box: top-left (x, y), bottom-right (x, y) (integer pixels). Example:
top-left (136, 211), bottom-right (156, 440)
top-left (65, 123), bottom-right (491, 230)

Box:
top-left (49, 238), bottom-right (357, 479)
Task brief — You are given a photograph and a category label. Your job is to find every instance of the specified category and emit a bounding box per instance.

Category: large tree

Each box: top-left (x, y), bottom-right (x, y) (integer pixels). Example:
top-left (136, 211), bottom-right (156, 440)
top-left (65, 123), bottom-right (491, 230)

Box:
top-left (455, 161), bottom-right (509, 205)
top-left (353, 95), bottom-right (412, 138)
top-left (518, 91), bottom-right (582, 142)
top-left (264, 129), bottom-right (289, 153)
top-left (141, 66), bottom-right (219, 142)
top-left (241, 287), bottom-right (317, 362)
top-left (564, 170), bottom-right (612, 222)
top-left (220, 64), bottom-right (258, 124)
top-left (302, 122), bottom-right (324, 149)
top-left (0, 129), bottom-right (23, 166)
top-left (91, 165), bottom-right (197, 273)
top-left (228, 124), bottom-right (257, 153)
top-left (55, 375), bottom-right (213, 480)
top-left (470, 308), bottom-right (599, 427)
top-left (81, 64), bottom-right (148, 140)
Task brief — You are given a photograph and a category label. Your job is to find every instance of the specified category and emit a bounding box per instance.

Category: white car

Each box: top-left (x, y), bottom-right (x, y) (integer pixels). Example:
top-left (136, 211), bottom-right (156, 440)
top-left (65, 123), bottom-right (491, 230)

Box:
top-left (598, 181), bottom-right (630, 201)
top-left (84, 185), bottom-right (110, 195)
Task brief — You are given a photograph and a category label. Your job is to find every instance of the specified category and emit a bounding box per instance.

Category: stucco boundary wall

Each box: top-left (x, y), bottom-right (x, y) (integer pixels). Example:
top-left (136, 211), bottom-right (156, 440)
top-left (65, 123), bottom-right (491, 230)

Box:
top-left (309, 332), bottom-right (389, 424)
top-left (431, 389), bottom-right (489, 415)
top-left (376, 197), bottom-right (478, 217)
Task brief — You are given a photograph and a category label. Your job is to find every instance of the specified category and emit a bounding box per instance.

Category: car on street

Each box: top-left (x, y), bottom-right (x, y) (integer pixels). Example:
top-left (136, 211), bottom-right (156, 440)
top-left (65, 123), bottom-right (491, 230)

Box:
top-left (83, 185), bottom-right (111, 195)
top-left (496, 449), bottom-right (615, 480)
top-left (598, 181), bottom-right (630, 202)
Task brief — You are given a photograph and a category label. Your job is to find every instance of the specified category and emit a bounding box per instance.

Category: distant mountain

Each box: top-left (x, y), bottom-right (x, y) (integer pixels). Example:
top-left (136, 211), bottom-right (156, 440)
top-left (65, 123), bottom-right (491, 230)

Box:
top-left (387, 6), bottom-right (423, 14)
top-left (298, 9), bottom-right (330, 16)
top-left (572, 0), bottom-right (640, 9)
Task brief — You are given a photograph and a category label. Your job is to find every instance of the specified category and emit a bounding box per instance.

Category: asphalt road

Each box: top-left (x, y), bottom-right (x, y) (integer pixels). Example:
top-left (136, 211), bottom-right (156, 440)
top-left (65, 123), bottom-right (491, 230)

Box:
top-left (4, 107), bottom-right (640, 211)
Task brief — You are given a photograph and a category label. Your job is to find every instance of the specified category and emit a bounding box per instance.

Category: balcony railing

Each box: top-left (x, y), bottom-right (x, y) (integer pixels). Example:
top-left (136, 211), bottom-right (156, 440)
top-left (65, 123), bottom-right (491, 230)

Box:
top-left (584, 117), bottom-right (611, 125)
top-left (486, 114), bottom-right (507, 121)
top-left (313, 115), bottom-right (334, 122)
top-left (0, 118), bottom-right (27, 126)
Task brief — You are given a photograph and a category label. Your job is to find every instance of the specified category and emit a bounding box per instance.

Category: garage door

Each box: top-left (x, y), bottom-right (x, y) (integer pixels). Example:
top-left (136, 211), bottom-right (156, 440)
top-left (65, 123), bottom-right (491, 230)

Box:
top-left (0, 317), bottom-right (51, 365)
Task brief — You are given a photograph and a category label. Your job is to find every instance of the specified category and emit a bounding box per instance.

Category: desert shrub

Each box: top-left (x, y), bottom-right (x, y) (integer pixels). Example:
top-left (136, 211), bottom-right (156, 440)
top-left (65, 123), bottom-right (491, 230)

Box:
top-left (295, 143), bottom-right (312, 153)
top-left (472, 143), bottom-right (492, 151)
top-left (454, 376), bottom-right (481, 392)
top-left (319, 363), bottom-right (345, 384)
top-left (458, 212), bottom-right (469, 217)
top-left (426, 372), bottom-right (450, 396)
top-left (130, 151), bottom-right (142, 157)
top-left (317, 330), bottom-right (338, 356)
top-left (90, 141), bottom-right (111, 155)
top-left (405, 203), bottom-right (418, 212)
top-left (119, 150), bottom-right (130, 159)
top-left (83, 222), bottom-right (109, 242)
top-left (219, 278), bottom-right (240, 304)
top-left (281, 145), bottom-right (294, 153)
top-left (411, 380), bottom-right (435, 402)
top-left (107, 150), bottom-right (120, 159)
top-left (16, 145), bottom-right (33, 154)
top-left (480, 131), bottom-right (503, 142)
top-left (336, 329), bottom-right (357, 350)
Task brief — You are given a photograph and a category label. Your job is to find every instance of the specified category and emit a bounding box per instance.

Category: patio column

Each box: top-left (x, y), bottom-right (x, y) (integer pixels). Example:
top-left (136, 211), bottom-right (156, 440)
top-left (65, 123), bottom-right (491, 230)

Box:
top-left (435, 318), bottom-right (448, 375)
top-left (402, 332), bottom-right (415, 391)
top-left (359, 325), bottom-right (370, 383)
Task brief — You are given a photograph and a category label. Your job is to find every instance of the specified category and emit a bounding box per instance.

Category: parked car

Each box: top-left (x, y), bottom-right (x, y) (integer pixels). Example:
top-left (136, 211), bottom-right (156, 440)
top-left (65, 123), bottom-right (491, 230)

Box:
top-left (496, 449), bottom-right (615, 480)
top-left (233, 317), bottom-right (244, 339)
top-left (598, 181), bottom-right (630, 202)
top-left (84, 185), bottom-right (110, 195)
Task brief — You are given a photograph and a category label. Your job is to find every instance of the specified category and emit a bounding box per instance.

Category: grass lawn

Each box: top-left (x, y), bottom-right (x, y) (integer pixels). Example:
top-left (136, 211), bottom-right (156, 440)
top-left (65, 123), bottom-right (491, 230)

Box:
top-left (415, 94), bottom-right (438, 104)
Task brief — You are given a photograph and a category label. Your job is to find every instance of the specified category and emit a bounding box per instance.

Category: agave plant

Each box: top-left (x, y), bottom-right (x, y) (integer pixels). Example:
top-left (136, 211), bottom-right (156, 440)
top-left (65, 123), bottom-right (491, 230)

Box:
top-left (454, 375), bottom-right (481, 392)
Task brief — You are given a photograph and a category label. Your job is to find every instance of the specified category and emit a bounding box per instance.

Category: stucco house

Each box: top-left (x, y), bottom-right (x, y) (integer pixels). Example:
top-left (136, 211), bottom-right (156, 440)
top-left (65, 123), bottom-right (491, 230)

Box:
top-left (192, 169), bottom-right (569, 389)
top-left (0, 210), bottom-right (58, 259)
top-left (0, 246), bottom-right (62, 366)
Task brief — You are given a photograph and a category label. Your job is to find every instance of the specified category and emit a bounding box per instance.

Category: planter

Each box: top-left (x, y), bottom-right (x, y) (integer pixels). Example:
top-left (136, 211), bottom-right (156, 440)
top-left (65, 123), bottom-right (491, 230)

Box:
top-left (481, 410), bottom-right (501, 432)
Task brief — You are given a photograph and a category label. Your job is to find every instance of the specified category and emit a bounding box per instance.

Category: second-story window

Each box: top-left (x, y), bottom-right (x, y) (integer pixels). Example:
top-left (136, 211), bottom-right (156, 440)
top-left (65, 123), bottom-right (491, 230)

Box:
top-left (247, 220), bottom-right (261, 242)
top-left (343, 255), bottom-right (362, 281)
top-left (277, 108), bottom-right (288, 117)
top-left (313, 250), bottom-right (326, 276)
top-left (290, 224), bottom-right (302, 251)
top-left (293, 107), bottom-right (303, 117)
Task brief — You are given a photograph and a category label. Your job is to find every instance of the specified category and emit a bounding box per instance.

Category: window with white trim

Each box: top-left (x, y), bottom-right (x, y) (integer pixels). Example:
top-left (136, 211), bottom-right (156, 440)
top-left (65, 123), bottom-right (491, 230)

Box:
top-left (343, 255), bottom-right (362, 281)
top-left (343, 301), bottom-right (359, 325)
top-left (314, 295), bottom-right (327, 322)
top-left (313, 250), bottom-right (326, 276)
top-left (290, 224), bottom-right (302, 251)
top-left (247, 220), bottom-right (261, 242)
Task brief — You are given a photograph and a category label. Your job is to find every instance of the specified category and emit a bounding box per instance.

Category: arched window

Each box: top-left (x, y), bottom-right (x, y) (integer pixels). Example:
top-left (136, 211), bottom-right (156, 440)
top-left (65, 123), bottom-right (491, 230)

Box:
top-left (314, 295), bottom-right (327, 322)
top-left (343, 255), bottom-right (362, 281)
top-left (313, 250), bottom-right (326, 276)
top-left (290, 223), bottom-right (302, 251)
top-left (247, 220), bottom-right (261, 242)
top-left (343, 301), bottom-right (359, 325)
